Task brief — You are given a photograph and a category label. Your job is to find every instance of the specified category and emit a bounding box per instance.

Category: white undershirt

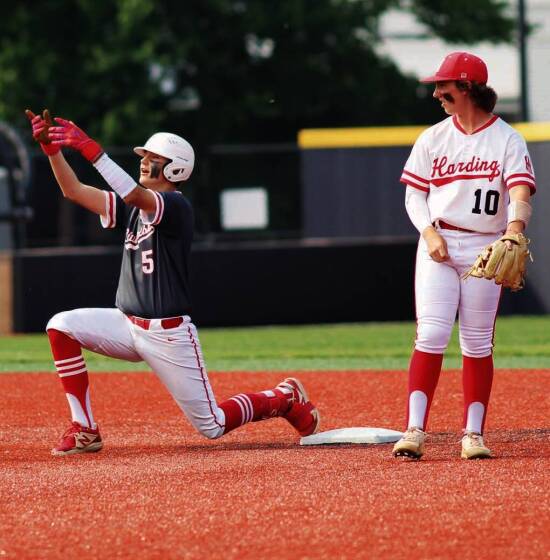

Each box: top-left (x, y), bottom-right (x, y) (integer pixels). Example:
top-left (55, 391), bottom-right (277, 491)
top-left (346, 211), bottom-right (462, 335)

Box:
top-left (405, 186), bottom-right (432, 234)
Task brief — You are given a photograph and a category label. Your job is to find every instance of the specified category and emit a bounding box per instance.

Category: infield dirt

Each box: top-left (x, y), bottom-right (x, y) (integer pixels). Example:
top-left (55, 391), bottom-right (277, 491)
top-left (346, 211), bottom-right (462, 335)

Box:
top-left (0, 370), bottom-right (548, 559)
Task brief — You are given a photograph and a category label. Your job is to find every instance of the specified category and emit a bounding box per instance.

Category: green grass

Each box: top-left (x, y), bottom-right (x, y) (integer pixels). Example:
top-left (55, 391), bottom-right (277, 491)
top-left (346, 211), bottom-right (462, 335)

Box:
top-left (2, 316), bottom-right (550, 372)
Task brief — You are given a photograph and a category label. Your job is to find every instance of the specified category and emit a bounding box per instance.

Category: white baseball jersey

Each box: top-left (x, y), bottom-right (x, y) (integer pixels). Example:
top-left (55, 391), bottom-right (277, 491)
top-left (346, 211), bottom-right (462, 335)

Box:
top-left (400, 115), bottom-right (536, 233)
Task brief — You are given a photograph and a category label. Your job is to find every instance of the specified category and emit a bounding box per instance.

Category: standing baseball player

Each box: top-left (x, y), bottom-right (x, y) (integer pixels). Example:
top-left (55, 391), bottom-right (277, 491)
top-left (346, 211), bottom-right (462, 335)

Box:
top-left (392, 52), bottom-right (535, 459)
top-left (26, 109), bottom-right (320, 456)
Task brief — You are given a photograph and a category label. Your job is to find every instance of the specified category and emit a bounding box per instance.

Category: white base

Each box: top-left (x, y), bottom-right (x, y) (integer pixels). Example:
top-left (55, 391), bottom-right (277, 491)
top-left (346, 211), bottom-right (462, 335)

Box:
top-left (300, 427), bottom-right (403, 446)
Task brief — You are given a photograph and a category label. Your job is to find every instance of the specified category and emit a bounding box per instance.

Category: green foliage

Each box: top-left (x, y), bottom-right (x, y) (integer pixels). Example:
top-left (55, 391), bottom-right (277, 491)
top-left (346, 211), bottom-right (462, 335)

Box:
top-left (2, 316), bottom-right (550, 372)
top-left (0, 0), bottom-right (516, 147)
top-left (411, 0), bottom-right (515, 44)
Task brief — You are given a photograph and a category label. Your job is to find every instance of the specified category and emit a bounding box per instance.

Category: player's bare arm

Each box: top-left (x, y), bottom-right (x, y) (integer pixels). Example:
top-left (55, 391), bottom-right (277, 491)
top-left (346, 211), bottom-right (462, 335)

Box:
top-left (48, 152), bottom-right (109, 215)
top-left (48, 117), bottom-right (167, 215)
top-left (26, 108), bottom-right (106, 214)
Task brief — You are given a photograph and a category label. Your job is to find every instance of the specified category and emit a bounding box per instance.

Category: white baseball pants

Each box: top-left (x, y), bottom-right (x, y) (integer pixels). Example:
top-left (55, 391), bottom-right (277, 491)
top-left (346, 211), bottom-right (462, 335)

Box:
top-left (47, 308), bottom-right (226, 439)
top-left (414, 229), bottom-right (502, 357)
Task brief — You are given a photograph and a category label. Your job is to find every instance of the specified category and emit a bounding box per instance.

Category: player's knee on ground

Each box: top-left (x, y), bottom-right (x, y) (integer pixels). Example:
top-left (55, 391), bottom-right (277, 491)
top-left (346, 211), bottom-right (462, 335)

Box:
top-left (459, 328), bottom-right (494, 358)
top-left (415, 319), bottom-right (453, 354)
top-left (183, 409), bottom-right (225, 440)
top-left (194, 423), bottom-right (225, 440)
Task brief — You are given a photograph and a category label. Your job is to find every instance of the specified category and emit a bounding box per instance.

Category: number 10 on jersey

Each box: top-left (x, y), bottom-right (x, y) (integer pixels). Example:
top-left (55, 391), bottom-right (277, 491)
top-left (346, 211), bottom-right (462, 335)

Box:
top-left (472, 189), bottom-right (500, 216)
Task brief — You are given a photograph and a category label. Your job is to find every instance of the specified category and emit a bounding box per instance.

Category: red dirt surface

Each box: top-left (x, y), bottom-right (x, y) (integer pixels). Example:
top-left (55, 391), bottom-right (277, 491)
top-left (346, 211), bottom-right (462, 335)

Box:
top-left (0, 370), bottom-right (548, 559)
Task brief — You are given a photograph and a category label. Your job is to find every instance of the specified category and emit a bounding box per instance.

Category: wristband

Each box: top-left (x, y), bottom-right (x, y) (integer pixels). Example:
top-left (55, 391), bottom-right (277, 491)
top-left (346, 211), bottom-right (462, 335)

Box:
top-left (507, 200), bottom-right (532, 227)
top-left (81, 140), bottom-right (104, 163)
top-left (93, 153), bottom-right (137, 199)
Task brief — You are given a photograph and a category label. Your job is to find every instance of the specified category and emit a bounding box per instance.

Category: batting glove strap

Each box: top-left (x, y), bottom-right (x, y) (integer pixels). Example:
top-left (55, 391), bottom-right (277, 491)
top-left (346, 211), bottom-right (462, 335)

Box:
top-left (94, 153), bottom-right (137, 199)
top-left (80, 139), bottom-right (104, 163)
top-left (40, 143), bottom-right (61, 156)
top-left (49, 117), bottom-right (104, 163)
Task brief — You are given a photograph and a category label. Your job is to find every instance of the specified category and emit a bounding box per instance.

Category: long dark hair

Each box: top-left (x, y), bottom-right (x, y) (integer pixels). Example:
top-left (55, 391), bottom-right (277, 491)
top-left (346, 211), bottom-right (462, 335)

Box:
top-left (457, 81), bottom-right (498, 113)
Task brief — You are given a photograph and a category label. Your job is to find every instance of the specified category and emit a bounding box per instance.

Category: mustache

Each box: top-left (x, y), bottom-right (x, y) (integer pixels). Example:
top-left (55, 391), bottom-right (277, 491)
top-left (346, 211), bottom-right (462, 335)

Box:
top-left (442, 93), bottom-right (455, 103)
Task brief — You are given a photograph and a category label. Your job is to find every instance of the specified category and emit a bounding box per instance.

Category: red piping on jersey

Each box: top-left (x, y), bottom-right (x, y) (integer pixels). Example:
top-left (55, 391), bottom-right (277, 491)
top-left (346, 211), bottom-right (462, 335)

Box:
top-left (506, 172), bottom-right (535, 182)
top-left (151, 191), bottom-right (165, 226)
top-left (505, 173), bottom-right (536, 192)
top-left (187, 325), bottom-right (224, 432)
top-left (452, 114), bottom-right (499, 135)
top-left (402, 170), bottom-right (429, 186)
top-left (400, 178), bottom-right (429, 192)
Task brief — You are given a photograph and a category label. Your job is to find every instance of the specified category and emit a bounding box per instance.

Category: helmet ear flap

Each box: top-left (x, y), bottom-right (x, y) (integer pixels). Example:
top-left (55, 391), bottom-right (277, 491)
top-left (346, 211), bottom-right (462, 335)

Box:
top-left (163, 161), bottom-right (191, 182)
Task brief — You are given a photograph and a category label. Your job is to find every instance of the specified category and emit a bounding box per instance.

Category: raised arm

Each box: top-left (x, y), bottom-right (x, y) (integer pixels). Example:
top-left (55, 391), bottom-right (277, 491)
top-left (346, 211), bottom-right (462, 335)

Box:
top-left (49, 118), bottom-right (157, 213)
top-left (26, 109), bottom-right (106, 215)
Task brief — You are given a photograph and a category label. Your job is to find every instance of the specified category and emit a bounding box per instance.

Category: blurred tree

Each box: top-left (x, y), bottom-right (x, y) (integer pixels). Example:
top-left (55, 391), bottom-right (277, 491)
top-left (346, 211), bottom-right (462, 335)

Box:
top-left (0, 0), bottom-right (516, 147)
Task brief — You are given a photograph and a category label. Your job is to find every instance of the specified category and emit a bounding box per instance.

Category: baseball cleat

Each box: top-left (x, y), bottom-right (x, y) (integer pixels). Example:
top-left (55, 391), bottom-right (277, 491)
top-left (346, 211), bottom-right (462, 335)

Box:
top-left (461, 431), bottom-right (491, 459)
top-left (51, 421), bottom-right (103, 456)
top-left (276, 377), bottom-right (320, 437)
top-left (392, 427), bottom-right (426, 459)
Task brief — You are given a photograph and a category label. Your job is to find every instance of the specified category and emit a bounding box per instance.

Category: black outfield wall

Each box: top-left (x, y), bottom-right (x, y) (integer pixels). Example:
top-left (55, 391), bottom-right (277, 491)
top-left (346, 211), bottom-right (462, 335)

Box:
top-left (13, 238), bottom-right (541, 333)
top-left (14, 240), bottom-right (417, 332)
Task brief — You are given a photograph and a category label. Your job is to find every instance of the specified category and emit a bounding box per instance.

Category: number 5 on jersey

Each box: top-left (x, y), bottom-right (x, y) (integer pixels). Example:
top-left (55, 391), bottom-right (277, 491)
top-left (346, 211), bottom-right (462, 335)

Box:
top-left (142, 249), bottom-right (154, 274)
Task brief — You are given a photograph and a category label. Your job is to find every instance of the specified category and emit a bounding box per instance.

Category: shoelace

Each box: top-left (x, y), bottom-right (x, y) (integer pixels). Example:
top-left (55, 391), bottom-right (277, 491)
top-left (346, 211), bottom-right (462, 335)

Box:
top-left (278, 381), bottom-right (303, 404)
top-left (403, 428), bottom-right (424, 442)
top-left (463, 432), bottom-right (485, 447)
top-left (61, 422), bottom-right (83, 438)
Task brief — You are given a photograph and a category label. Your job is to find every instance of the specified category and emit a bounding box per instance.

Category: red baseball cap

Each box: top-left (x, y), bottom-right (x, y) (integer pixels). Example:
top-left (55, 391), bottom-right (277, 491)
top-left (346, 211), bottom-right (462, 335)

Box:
top-left (421, 52), bottom-right (488, 84)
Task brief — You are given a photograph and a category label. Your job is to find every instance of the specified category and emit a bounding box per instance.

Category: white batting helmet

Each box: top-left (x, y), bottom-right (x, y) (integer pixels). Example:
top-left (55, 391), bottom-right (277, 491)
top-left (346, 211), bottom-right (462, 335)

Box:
top-left (133, 132), bottom-right (195, 182)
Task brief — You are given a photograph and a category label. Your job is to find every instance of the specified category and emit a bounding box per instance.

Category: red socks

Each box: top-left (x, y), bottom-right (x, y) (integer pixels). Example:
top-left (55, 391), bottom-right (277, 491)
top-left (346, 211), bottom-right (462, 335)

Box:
top-left (406, 349), bottom-right (444, 430)
top-left (47, 329), bottom-right (95, 428)
top-left (405, 350), bottom-right (494, 434)
top-left (462, 355), bottom-right (494, 434)
top-left (219, 388), bottom-right (293, 434)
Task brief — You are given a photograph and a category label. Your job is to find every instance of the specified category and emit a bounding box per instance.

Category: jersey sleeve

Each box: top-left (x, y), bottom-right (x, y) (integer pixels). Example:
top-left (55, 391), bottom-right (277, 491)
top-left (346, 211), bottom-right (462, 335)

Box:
top-left (399, 132), bottom-right (431, 192)
top-left (99, 191), bottom-right (126, 229)
top-left (140, 191), bottom-right (193, 236)
top-left (503, 132), bottom-right (536, 193)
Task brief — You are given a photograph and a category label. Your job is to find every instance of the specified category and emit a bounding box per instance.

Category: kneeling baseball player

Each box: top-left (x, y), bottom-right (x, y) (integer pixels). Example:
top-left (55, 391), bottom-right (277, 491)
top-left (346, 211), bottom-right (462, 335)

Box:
top-left (26, 109), bottom-right (320, 456)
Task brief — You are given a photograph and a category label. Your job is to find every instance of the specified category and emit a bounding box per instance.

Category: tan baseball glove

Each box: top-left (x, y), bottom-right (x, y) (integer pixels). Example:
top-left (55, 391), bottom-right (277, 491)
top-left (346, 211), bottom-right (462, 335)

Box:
top-left (462, 233), bottom-right (532, 291)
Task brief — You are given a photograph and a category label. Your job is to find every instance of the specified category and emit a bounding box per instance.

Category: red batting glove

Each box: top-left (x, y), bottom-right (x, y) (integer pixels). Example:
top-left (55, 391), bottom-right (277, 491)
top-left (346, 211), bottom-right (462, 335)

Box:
top-left (25, 109), bottom-right (60, 156)
top-left (49, 117), bottom-right (104, 163)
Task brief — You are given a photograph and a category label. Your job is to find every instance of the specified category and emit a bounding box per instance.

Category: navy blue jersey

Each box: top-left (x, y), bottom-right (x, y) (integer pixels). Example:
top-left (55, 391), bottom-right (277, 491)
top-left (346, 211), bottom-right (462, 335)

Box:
top-left (102, 190), bottom-right (194, 318)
